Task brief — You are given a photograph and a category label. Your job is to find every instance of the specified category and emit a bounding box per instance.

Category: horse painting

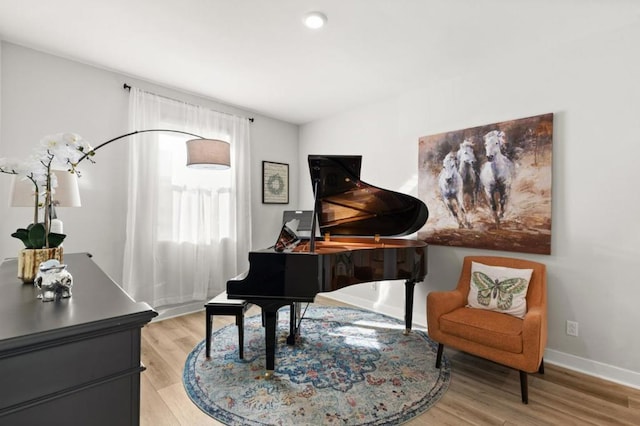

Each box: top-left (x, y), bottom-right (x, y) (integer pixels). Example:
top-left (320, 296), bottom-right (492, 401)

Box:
top-left (418, 112), bottom-right (553, 255)
top-left (456, 139), bottom-right (479, 212)
top-left (439, 152), bottom-right (469, 228)
top-left (480, 130), bottom-right (515, 226)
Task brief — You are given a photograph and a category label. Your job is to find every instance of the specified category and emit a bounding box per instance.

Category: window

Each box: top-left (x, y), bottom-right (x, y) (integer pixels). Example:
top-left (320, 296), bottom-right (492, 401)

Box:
top-left (156, 133), bottom-right (231, 243)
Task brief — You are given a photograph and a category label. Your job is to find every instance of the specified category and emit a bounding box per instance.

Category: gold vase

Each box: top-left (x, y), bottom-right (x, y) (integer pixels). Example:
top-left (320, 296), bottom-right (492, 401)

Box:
top-left (17, 247), bottom-right (64, 283)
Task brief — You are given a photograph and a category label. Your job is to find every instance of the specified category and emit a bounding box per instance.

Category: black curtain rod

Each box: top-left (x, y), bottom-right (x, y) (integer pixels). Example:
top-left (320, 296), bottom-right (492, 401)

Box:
top-left (123, 83), bottom-right (254, 123)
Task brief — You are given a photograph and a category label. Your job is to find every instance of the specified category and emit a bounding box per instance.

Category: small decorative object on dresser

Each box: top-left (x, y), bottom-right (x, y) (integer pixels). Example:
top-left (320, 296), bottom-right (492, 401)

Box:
top-left (34, 259), bottom-right (73, 302)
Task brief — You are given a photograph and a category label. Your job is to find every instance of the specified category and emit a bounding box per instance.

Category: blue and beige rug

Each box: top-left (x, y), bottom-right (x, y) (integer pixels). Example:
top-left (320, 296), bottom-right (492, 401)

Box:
top-left (183, 305), bottom-right (450, 425)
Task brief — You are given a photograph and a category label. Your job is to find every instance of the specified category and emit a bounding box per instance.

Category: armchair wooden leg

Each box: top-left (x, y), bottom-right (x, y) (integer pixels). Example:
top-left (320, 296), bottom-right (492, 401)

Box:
top-left (519, 370), bottom-right (529, 404)
top-left (538, 358), bottom-right (545, 374)
top-left (435, 343), bottom-right (444, 368)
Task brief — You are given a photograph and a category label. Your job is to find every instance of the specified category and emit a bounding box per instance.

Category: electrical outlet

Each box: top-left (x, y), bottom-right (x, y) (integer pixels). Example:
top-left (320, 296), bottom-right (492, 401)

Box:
top-left (566, 320), bottom-right (579, 337)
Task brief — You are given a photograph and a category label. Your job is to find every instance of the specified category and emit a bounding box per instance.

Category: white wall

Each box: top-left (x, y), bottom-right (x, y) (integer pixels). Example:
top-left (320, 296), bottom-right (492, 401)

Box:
top-left (299, 22), bottom-right (640, 387)
top-left (0, 42), bottom-right (298, 284)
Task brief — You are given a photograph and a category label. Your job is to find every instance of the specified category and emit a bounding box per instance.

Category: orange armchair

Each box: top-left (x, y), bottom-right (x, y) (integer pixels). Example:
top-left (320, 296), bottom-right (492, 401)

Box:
top-left (427, 256), bottom-right (547, 404)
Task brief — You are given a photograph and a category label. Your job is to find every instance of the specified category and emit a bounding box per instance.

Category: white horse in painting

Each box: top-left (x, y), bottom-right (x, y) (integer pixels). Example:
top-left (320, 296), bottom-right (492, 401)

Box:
top-left (480, 130), bottom-right (515, 226)
top-left (456, 139), bottom-right (479, 211)
top-left (439, 152), bottom-right (469, 228)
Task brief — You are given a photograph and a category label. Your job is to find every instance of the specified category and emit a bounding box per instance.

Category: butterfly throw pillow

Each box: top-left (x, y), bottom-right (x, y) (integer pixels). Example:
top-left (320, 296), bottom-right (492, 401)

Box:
top-left (467, 262), bottom-right (533, 319)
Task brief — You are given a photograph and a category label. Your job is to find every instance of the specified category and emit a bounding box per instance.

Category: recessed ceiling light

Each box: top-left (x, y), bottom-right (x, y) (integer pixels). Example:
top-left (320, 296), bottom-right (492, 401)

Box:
top-left (303, 11), bottom-right (327, 29)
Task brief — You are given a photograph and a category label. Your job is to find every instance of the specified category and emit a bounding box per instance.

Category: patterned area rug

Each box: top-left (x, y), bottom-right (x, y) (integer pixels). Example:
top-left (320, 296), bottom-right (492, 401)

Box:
top-left (183, 305), bottom-right (450, 425)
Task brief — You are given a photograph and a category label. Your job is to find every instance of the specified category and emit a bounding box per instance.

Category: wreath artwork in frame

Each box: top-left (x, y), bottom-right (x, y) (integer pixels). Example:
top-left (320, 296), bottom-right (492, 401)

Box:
top-left (417, 113), bottom-right (553, 255)
top-left (262, 161), bottom-right (289, 204)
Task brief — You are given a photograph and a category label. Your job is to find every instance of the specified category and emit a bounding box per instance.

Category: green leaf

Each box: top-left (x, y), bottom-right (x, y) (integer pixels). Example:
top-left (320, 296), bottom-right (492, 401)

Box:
top-left (27, 223), bottom-right (46, 248)
top-left (11, 224), bottom-right (67, 248)
top-left (47, 233), bottom-right (66, 248)
top-left (11, 228), bottom-right (33, 248)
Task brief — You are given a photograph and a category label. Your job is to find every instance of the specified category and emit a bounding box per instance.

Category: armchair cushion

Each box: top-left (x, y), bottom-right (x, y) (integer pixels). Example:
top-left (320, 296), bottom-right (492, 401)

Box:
top-left (440, 307), bottom-right (523, 353)
top-left (467, 262), bottom-right (532, 318)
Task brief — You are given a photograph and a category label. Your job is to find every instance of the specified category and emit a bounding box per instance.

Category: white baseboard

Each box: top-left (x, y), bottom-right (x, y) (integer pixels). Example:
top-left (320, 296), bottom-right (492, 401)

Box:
top-left (153, 300), bottom-right (205, 322)
top-left (543, 348), bottom-right (640, 390)
top-left (320, 293), bottom-right (640, 391)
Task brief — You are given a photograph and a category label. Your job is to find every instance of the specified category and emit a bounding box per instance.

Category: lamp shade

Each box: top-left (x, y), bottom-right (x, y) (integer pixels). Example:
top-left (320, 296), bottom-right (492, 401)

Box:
top-left (186, 139), bottom-right (230, 170)
top-left (9, 170), bottom-right (81, 207)
top-left (51, 170), bottom-right (82, 207)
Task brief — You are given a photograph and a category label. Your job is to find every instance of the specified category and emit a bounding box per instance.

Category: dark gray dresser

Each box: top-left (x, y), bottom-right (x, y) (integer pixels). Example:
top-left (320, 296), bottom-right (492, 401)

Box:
top-left (0, 253), bottom-right (157, 425)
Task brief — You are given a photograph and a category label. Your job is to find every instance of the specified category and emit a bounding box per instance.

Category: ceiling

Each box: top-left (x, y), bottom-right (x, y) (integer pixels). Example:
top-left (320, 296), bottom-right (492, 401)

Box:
top-left (0, 1), bottom-right (638, 124)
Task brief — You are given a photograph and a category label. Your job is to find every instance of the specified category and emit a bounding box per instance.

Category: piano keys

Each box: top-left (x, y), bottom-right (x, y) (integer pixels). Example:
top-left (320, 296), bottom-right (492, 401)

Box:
top-left (227, 155), bottom-right (429, 377)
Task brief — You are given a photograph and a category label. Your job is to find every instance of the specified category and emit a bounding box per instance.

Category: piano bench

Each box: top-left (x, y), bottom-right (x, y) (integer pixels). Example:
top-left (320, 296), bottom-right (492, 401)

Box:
top-left (205, 291), bottom-right (250, 359)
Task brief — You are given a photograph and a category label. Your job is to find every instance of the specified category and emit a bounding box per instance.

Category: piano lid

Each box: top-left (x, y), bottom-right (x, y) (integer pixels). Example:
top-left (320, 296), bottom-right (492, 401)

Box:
top-left (308, 155), bottom-right (428, 237)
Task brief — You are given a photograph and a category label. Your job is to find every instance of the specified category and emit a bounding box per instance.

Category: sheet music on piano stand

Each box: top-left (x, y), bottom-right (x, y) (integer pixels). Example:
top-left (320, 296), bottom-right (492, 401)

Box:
top-left (274, 210), bottom-right (315, 252)
top-left (282, 210), bottom-right (314, 239)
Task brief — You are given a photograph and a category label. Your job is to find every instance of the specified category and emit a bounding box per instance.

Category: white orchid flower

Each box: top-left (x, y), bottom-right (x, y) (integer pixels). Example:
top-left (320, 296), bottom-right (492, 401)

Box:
top-left (3, 132), bottom-right (91, 239)
top-left (0, 157), bottom-right (26, 174)
top-left (37, 133), bottom-right (93, 171)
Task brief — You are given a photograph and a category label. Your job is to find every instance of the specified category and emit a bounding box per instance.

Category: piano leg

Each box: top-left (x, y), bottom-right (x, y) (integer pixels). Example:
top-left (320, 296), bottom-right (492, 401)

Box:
top-left (286, 302), bottom-right (301, 345)
top-left (262, 307), bottom-right (277, 379)
top-left (404, 279), bottom-right (416, 335)
top-left (257, 300), bottom-right (291, 379)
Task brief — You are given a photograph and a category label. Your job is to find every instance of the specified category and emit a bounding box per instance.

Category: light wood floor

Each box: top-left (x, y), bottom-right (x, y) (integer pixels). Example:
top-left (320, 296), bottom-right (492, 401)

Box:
top-left (140, 297), bottom-right (640, 425)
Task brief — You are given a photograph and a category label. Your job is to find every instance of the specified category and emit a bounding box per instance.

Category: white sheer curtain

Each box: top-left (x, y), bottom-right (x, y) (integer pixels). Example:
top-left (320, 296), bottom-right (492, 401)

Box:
top-left (123, 88), bottom-right (251, 307)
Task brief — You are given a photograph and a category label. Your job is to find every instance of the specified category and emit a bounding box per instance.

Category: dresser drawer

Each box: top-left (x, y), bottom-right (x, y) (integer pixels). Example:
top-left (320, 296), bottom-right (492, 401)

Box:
top-left (0, 328), bottom-right (140, 412)
top-left (0, 372), bottom-right (140, 425)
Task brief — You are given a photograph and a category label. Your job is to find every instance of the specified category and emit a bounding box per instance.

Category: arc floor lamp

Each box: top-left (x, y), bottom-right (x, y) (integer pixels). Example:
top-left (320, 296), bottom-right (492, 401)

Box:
top-left (76, 129), bottom-right (230, 170)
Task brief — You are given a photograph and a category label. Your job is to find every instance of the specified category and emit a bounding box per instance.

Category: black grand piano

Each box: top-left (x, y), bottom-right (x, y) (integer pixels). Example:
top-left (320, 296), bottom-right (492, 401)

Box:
top-left (227, 155), bottom-right (429, 377)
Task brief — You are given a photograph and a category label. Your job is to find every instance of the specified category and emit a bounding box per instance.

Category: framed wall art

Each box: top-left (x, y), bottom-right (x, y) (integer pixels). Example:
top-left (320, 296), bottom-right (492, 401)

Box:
top-left (417, 113), bottom-right (553, 255)
top-left (262, 161), bottom-right (289, 204)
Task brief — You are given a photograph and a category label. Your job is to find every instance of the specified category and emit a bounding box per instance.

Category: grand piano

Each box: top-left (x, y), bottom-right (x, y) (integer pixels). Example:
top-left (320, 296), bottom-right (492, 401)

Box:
top-left (227, 155), bottom-right (429, 377)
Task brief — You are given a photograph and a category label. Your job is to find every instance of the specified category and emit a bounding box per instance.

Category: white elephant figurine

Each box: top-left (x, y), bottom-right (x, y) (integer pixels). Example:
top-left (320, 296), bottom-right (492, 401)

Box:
top-left (34, 259), bottom-right (73, 302)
